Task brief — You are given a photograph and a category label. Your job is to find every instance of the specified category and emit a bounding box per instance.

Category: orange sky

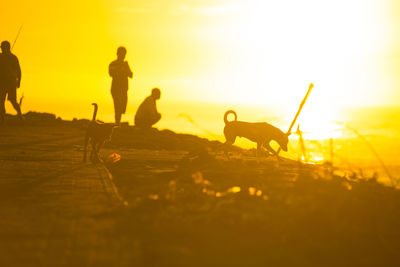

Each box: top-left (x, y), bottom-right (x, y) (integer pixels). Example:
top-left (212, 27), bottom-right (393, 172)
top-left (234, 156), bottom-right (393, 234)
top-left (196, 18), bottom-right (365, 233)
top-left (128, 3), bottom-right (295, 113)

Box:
top-left (1, 0), bottom-right (400, 122)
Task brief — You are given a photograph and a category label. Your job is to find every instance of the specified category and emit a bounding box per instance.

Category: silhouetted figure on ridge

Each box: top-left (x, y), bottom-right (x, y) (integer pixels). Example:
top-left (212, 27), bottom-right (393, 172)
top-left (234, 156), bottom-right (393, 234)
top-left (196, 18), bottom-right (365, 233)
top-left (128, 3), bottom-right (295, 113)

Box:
top-left (109, 46), bottom-right (133, 125)
top-left (135, 87), bottom-right (162, 128)
top-left (0, 40), bottom-right (22, 124)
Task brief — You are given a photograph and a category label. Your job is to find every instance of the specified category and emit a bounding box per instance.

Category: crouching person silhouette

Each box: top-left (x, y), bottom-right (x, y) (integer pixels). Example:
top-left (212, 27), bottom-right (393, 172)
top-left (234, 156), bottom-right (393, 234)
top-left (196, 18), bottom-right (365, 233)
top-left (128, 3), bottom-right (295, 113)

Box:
top-left (135, 88), bottom-right (161, 128)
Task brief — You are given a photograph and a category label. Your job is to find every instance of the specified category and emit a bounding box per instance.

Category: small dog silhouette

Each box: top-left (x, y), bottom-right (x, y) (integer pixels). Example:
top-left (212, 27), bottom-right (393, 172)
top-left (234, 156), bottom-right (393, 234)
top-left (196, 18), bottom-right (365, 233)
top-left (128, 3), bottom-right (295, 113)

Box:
top-left (223, 110), bottom-right (288, 159)
top-left (83, 103), bottom-right (117, 162)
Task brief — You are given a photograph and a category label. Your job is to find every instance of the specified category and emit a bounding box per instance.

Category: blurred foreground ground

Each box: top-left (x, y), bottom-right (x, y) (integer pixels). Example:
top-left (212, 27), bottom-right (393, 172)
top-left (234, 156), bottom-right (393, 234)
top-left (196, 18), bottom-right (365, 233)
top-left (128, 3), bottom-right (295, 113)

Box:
top-left (0, 113), bottom-right (399, 266)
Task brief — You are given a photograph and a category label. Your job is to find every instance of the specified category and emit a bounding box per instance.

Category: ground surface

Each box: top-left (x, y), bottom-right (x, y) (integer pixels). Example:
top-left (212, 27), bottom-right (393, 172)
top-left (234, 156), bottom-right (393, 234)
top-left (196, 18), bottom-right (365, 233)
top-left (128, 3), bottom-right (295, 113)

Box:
top-left (0, 115), bottom-right (400, 266)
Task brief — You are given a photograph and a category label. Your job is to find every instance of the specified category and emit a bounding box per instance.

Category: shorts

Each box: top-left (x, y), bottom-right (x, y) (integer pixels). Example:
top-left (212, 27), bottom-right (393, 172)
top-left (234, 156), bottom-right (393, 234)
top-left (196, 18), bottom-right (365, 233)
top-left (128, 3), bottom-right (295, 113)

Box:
top-left (111, 89), bottom-right (128, 114)
top-left (0, 84), bottom-right (17, 102)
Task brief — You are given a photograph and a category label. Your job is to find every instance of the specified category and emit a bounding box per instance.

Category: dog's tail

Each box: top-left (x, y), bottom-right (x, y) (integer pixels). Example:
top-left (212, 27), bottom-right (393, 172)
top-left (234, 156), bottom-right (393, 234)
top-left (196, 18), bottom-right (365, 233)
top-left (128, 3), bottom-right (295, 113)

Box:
top-left (224, 110), bottom-right (237, 124)
top-left (91, 103), bottom-right (98, 121)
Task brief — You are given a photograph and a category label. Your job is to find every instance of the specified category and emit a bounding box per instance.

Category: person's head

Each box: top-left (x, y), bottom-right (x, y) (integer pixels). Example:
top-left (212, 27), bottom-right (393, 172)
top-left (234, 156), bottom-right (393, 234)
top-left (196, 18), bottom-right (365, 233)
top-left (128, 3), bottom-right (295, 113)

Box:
top-left (151, 87), bottom-right (161, 100)
top-left (1, 41), bottom-right (11, 54)
top-left (117, 46), bottom-right (127, 60)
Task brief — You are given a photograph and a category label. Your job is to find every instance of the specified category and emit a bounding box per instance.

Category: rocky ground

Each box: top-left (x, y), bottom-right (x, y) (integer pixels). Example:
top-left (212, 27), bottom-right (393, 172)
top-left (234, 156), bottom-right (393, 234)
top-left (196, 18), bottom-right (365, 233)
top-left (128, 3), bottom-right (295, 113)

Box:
top-left (0, 113), bottom-right (399, 266)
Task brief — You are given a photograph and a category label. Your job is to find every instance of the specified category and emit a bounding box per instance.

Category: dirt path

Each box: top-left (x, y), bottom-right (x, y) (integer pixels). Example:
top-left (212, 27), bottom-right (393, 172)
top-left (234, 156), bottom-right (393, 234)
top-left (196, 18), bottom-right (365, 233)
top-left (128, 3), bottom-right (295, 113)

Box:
top-left (0, 125), bottom-right (125, 266)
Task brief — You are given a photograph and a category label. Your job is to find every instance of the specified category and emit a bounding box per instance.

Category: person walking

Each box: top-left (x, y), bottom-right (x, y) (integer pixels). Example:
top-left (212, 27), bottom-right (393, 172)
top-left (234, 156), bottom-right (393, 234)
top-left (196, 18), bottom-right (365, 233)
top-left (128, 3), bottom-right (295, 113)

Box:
top-left (0, 40), bottom-right (22, 124)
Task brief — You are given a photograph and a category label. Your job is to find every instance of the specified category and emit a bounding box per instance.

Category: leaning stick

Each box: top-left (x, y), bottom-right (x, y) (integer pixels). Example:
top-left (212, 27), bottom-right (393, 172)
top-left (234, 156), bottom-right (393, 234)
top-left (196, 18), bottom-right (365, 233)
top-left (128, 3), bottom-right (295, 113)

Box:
top-left (11, 24), bottom-right (24, 51)
top-left (278, 83), bottom-right (314, 154)
top-left (295, 124), bottom-right (308, 162)
top-left (19, 93), bottom-right (24, 106)
top-left (12, 24), bottom-right (24, 114)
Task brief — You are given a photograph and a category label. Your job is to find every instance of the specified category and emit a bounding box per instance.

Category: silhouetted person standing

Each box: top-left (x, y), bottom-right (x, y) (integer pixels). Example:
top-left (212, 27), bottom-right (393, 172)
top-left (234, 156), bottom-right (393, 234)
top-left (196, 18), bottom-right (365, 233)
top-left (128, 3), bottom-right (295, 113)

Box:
top-left (109, 46), bottom-right (133, 125)
top-left (135, 88), bottom-right (161, 128)
top-left (0, 40), bottom-right (22, 124)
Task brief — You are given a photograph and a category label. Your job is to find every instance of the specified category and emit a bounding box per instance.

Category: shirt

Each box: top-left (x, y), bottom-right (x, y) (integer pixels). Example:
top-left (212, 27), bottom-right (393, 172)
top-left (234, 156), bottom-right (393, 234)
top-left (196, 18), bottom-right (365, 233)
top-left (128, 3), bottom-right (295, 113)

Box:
top-left (108, 60), bottom-right (133, 91)
top-left (135, 96), bottom-right (158, 121)
top-left (0, 52), bottom-right (21, 86)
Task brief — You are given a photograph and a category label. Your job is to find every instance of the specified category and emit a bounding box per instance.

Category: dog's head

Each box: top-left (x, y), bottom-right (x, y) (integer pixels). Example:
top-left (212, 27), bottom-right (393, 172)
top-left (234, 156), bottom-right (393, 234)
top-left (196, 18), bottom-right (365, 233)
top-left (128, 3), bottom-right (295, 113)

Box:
top-left (279, 133), bottom-right (289, 152)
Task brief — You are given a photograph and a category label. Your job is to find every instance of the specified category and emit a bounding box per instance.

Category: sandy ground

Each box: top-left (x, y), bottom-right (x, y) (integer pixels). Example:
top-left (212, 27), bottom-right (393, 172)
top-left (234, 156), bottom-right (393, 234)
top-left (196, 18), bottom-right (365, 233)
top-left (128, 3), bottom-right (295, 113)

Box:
top-left (1, 114), bottom-right (400, 266)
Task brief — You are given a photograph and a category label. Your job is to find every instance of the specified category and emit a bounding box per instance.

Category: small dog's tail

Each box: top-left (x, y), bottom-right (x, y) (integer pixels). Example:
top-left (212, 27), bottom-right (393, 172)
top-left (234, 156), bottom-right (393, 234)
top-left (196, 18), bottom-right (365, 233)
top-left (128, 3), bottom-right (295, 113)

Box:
top-left (224, 110), bottom-right (237, 124)
top-left (91, 103), bottom-right (98, 121)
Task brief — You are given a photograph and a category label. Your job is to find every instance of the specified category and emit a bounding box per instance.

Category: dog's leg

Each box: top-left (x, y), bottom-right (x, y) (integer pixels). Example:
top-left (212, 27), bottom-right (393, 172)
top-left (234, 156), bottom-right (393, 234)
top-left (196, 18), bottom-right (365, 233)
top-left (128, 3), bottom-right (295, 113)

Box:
top-left (217, 142), bottom-right (227, 158)
top-left (90, 140), bottom-right (96, 162)
top-left (224, 141), bottom-right (232, 159)
top-left (93, 142), bottom-right (99, 163)
top-left (224, 136), bottom-right (235, 159)
top-left (222, 132), bottom-right (235, 159)
top-left (95, 142), bottom-right (104, 163)
top-left (264, 142), bottom-right (281, 161)
top-left (83, 134), bottom-right (89, 162)
top-left (256, 142), bottom-right (263, 157)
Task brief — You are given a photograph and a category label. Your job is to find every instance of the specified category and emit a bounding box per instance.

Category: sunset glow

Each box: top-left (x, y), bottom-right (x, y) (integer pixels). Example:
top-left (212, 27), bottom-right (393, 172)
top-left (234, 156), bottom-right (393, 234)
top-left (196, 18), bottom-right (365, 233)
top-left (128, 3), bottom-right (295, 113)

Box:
top-left (2, 2), bottom-right (400, 265)
top-left (1, 0), bottom-right (399, 135)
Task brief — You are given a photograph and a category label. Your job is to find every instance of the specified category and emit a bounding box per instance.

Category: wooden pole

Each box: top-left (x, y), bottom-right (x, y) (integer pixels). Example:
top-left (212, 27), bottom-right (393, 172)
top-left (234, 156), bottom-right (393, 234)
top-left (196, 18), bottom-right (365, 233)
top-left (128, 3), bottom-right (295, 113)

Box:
top-left (296, 125), bottom-right (308, 162)
top-left (11, 24), bottom-right (24, 51)
top-left (278, 83), bottom-right (314, 154)
top-left (11, 24), bottom-right (24, 115)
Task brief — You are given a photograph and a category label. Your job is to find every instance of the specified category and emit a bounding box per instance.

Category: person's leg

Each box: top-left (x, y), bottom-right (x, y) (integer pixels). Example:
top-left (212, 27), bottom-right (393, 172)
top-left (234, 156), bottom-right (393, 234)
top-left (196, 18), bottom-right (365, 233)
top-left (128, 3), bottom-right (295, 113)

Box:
top-left (149, 113), bottom-right (161, 127)
top-left (7, 86), bottom-right (22, 117)
top-left (135, 113), bottom-right (161, 128)
top-left (135, 115), bottom-right (151, 128)
top-left (112, 90), bottom-right (122, 124)
top-left (0, 87), bottom-right (7, 124)
top-left (121, 90), bottom-right (128, 115)
top-left (137, 113), bottom-right (161, 128)
top-left (115, 110), bottom-right (122, 125)
top-left (115, 90), bottom-right (127, 125)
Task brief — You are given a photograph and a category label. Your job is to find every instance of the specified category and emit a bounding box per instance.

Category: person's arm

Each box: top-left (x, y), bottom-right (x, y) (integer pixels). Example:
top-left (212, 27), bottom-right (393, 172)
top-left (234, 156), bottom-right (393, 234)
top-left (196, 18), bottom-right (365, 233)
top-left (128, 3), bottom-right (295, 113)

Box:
top-left (109, 62), bottom-right (117, 77)
top-left (125, 62), bottom-right (133, 78)
top-left (151, 99), bottom-right (158, 115)
top-left (108, 63), bottom-right (113, 77)
top-left (16, 56), bottom-right (21, 88)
